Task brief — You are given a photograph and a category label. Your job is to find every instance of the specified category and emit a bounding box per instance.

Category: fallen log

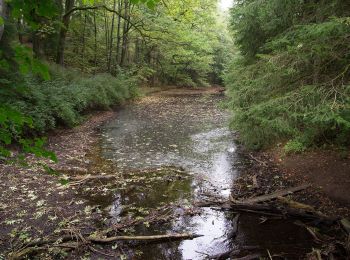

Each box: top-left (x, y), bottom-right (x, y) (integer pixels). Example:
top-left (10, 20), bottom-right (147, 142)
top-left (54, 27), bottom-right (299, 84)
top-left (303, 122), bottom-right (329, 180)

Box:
top-left (242, 184), bottom-right (310, 204)
top-left (276, 196), bottom-right (315, 211)
top-left (200, 202), bottom-right (338, 224)
top-left (11, 233), bottom-right (201, 259)
top-left (88, 233), bottom-right (202, 243)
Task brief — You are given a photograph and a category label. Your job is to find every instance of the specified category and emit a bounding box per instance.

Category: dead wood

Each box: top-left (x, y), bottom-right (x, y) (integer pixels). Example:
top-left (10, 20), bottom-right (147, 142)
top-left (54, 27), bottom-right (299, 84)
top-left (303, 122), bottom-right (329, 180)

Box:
top-left (276, 196), bottom-right (315, 211)
top-left (10, 233), bottom-right (201, 259)
top-left (200, 201), bottom-right (338, 224)
top-left (252, 175), bottom-right (259, 189)
top-left (248, 153), bottom-right (267, 167)
top-left (341, 219), bottom-right (350, 235)
top-left (88, 233), bottom-right (202, 243)
top-left (70, 174), bottom-right (117, 181)
top-left (242, 184), bottom-right (310, 204)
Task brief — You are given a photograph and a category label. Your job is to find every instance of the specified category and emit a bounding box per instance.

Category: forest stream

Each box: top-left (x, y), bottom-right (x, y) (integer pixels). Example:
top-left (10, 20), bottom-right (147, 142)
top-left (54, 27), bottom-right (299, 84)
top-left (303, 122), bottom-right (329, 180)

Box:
top-left (79, 90), bottom-right (315, 259)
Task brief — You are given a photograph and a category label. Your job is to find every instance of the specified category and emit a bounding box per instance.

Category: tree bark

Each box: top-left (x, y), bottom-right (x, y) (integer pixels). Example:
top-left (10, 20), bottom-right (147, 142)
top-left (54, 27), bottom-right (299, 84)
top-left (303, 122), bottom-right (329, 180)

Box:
top-left (120, 0), bottom-right (130, 67)
top-left (108, 0), bottom-right (117, 72)
top-left (115, 0), bottom-right (122, 69)
top-left (56, 0), bottom-right (75, 65)
top-left (103, 9), bottom-right (110, 67)
top-left (93, 9), bottom-right (97, 72)
top-left (81, 13), bottom-right (87, 69)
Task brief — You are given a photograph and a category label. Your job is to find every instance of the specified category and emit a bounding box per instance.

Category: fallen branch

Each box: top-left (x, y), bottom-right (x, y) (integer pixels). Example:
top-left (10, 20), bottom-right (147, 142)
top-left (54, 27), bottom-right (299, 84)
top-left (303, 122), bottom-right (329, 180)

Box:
top-left (88, 233), bottom-right (202, 243)
top-left (248, 153), bottom-right (267, 166)
top-left (276, 196), bottom-right (315, 211)
top-left (242, 184), bottom-right (310, 204)
top-left (200, 201), bottom-right (338, 224)
top-left (11, 233), bottom-right (201, 259)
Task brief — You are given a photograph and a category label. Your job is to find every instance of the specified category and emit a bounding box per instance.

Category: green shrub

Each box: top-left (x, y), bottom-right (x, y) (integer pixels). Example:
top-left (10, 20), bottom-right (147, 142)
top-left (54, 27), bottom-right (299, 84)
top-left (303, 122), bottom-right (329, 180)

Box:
top-left (284, 140), bottom-right (307, 154)
top-left (3, 64), bottom-right (139, 134)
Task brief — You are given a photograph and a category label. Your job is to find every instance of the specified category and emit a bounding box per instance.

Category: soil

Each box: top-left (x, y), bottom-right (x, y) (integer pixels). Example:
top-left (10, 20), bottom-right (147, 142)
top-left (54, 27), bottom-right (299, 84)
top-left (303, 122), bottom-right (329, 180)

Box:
top-left (273, 149), bottom-right (350, 207)
top-left (0, 111), bottom-right (116, 258)
top-left (232, 147), bottom-right (350, 219)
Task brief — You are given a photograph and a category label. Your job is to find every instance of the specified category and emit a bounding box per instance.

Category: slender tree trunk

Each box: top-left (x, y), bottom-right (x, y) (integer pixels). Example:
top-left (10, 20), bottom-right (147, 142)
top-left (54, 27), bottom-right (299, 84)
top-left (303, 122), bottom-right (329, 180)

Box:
top-left (56, 0), bottom-right (75, 65)
top-left (81, 13), bottom-right (87, 70)
top-left (32, 30), bottom-right (42, 57)
top-left (120, 0), bottom-right (130, 67)
top-left (104, 9), bottom-right (110, 67)
top-left (17, 18), bottom-right (24, 43)
top-left (108, 0), bottom-right (117, 72)
top-left (93, 9), bottom-right (97, 73)
top-left (115, 0), bottom-right (122, 68)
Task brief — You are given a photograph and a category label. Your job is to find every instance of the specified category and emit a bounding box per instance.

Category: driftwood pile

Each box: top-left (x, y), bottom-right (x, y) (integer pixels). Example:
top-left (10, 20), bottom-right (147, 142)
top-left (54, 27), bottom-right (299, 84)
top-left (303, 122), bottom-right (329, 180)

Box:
top-left (200, 184), bottom-right (350, 259)
top-left (201, 184), bottom-right (338, 223)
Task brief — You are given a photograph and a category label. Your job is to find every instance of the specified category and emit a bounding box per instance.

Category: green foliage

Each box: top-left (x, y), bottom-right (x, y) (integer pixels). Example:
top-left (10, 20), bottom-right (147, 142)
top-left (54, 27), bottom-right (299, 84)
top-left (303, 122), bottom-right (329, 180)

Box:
top-left (0, 0), bottom-right (227, 161)
top-left (225, 0), bottom-right (350, 150)
top-left (130, 0), bottom-right (160, 9)
top-left (284, 139), bottom-right (306, 154)
top-left (4, 64), bottom-right (139, 134)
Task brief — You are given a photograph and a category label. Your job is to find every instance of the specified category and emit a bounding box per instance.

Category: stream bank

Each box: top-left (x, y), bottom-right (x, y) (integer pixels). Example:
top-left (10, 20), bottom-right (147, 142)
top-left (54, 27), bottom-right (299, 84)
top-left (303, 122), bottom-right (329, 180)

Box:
top-left (0, 88), bottom-right (348, 259)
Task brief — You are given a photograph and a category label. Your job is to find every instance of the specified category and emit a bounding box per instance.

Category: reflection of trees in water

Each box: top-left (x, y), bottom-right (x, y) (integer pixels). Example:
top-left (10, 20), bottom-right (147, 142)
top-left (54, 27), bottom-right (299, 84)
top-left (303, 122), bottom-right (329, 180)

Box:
top-left (137, 242), bottom-right (183, 260)
top-left (235, 213), bottom-right (314, 257)
top-left (100, 95), bottom-right (237, 259)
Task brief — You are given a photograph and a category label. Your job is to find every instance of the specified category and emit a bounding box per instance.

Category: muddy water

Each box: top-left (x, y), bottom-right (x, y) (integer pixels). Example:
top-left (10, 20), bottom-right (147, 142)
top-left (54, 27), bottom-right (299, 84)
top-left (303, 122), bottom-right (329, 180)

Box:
top-left (94, 92), bottom-right (313, 259)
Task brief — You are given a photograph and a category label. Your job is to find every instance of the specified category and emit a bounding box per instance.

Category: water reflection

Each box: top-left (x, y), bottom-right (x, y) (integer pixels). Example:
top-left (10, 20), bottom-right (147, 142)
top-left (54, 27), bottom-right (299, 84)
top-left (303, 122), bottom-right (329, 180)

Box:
top-left (101, 95), bottom-right (237, 258)
top-left (92, 93), bottom-right (317, 259)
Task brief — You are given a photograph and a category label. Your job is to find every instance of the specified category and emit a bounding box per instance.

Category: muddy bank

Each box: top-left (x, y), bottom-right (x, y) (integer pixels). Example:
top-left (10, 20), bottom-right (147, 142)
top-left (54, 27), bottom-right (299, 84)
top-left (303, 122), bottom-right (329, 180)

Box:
top-left (230, 147), bottom-right (350, 259)
top-left (273, 149), bottom-right (350, 207)
top-left (233, 149), bottom-right (350, 218)
top-left (0, 111), bottom-right (117, 258)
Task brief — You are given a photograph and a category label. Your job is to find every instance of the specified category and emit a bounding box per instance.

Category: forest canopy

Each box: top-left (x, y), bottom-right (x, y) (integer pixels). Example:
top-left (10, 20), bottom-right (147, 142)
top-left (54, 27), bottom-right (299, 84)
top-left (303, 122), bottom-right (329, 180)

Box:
top-left (0, 0), bottom-right (229, 159)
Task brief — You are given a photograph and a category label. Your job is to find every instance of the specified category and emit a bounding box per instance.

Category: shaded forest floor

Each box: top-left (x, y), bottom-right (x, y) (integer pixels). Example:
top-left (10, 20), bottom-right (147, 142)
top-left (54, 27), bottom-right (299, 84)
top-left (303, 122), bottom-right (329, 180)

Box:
top-left (233, 148), bottom-right (350, 219)
top-left (0, 111), bottom-right (116, 258)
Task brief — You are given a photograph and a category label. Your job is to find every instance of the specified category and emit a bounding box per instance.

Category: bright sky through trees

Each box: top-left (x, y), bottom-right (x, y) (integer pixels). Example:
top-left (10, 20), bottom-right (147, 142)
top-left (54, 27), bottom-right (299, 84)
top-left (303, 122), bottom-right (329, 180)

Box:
top-left (219, 0), bottom-right (233, 10)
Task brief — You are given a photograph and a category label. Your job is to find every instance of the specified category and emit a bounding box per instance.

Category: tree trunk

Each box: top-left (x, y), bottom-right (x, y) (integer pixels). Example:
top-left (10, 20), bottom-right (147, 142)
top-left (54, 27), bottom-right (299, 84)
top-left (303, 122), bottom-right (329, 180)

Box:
top-left (120, 0), bottom-right (130, 67)
top-left (56, 0), bottom-right (75, 65)
top-left (108, 0), bottom-right (117, 72)
top-left (93, 9), bottom-right (97, 73)
top-left (81, 13), bottom-right (87, 70)
top-left (103, 9), bottom-right (110, 67)
top-left (115, 0), bottom-right (122, 69)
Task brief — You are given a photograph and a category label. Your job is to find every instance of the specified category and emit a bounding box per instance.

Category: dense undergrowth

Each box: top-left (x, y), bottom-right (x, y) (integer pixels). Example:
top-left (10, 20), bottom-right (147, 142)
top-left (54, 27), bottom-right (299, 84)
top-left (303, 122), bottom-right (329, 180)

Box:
top-left (0, 64), bottom-right (139, 158)
top-left (225, 0), bottom-right (350, 152)
top-left (5, 65), bottom-right (139, 134)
